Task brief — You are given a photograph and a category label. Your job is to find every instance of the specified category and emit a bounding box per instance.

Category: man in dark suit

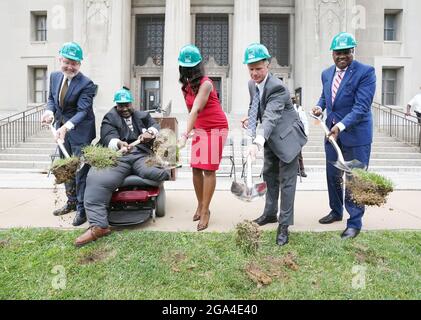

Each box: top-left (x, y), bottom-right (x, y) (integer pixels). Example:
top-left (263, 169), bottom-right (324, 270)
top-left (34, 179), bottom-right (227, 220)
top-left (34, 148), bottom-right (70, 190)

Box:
top-left (74, 88), bottom-right (170, 247)
top-left (41, 42), bottom-right (96, 226)
top-left (312, 32), bottom-right (376, 239)
top-left (242, 43), bottom-right (308, 246)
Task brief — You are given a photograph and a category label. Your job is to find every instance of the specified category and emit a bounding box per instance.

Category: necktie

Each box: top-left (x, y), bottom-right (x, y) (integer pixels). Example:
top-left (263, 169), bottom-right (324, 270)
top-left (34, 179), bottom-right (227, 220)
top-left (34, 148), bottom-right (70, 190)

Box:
top-left (125, 117), bottom-right (134, 132)
top-left (59, 78), bottom-right (68, 108)
top-left (332, 70), bottom-right (345, 104)
top-left (248, 87), bottom-right (260, 138)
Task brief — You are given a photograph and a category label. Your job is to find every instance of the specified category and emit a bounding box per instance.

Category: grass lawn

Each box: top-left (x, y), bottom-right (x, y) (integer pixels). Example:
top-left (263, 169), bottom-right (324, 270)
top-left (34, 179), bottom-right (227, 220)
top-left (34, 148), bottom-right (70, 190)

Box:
top-left (0, 228), bottom-right (420, 300)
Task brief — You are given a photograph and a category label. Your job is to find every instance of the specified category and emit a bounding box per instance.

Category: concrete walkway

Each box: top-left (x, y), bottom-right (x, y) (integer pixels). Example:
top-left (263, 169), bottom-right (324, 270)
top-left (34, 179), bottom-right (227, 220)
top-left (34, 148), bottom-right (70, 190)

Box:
top-left (0, 188), bottom-right (420, 233)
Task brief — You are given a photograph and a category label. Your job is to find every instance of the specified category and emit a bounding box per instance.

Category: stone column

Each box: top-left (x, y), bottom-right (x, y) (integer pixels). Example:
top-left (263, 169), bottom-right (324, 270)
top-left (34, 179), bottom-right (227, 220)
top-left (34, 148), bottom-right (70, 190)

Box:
top-left (162, 0), bottom-right (191, 114)
top-left (231, 0), bottom-right (260, 115)
top-left (73, 0), bottom-right (131, 129)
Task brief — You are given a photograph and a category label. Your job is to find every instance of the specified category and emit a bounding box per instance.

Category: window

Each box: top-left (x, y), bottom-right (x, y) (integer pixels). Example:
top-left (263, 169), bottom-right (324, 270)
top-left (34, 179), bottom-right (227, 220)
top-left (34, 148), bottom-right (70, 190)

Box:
top-left (31, 12), bottom-right (47, 42)
top-left (195, 15), bottom-right (229, 66)
top-left (384, 14), bottom-right (397, 41)
top-left (260, 15), bottom-right (289, 66)
top-left (141, 78), bottom-right (160, 111)
top-left (29, 67), bottom-right (47, 103)
top-left (382, 69), bottom-right (397, 105)
top-left (135, 15), bottom-right (165, 66)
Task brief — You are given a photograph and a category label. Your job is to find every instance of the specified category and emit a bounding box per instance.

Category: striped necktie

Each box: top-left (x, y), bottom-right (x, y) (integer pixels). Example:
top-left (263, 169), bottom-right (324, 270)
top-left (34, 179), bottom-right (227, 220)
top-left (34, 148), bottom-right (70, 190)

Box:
top-left (247, 87), bottom-right (260, 138)
top-left (332, 69), bottom-right (345, 104)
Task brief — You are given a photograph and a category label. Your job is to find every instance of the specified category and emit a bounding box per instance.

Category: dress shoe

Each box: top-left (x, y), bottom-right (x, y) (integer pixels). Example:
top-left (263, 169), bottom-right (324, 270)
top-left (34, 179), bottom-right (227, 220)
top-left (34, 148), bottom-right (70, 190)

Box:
top-left (276, 225), bottom-right (289, 246)
top-left (53, 202), bottom-right (77, 216)
top-left (253, 215), bottom-right (278, 226)
top-left (341, 228), bottom-right (360, 240)
top-left (319, 213), bottom-right (342, 225)
top-left (74, 226), bottom-right (111, 247)
top-left (72, 211), bottom-right (87, 227)
top-left (197, 211), bottom-right (211, 232)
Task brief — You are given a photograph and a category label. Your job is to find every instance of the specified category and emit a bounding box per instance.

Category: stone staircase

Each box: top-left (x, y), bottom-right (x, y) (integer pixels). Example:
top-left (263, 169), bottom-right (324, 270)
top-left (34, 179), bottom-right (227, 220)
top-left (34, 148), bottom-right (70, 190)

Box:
top-left (1, 115), bottom-right (420, 183)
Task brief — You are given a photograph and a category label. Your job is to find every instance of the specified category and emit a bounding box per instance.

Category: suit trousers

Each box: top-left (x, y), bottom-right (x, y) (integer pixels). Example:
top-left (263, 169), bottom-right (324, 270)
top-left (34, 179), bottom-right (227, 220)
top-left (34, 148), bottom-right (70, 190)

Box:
top-left (84, 153), bottom-right (170, 228)
top-left (325, 141), bottom-right (371, 230)
top-left (59, 139), bottom-right (90, 213)
top-left (262, 146), bottom-right (299, 226)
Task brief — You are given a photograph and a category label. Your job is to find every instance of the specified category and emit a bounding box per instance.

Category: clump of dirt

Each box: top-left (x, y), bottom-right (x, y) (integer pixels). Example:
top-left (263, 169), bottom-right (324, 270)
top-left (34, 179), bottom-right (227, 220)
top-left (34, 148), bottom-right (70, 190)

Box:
top-left (245, 263), bottom-right (273, 287)
top-left (51, 157), bottom-right (80, 184)
top-left (348, 169), bottom-right (394, 207)
top-left (235, 220), bottom-right (262, 255)
top-left (78, 247), bottom-right (116, 265)
top-left (145, 128), bottom-right (180, 169)
top-left (82, 145), bottom-right (120, 169)
top-left (244, 253), bottom-right (300, 287)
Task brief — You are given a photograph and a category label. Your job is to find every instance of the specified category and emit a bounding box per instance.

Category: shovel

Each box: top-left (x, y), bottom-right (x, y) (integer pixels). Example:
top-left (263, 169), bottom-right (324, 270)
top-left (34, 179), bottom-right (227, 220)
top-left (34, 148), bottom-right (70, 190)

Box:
top-left (310, 114), bottom-right (366, 173)
top-left (231, 154), bottom-right (267, 202)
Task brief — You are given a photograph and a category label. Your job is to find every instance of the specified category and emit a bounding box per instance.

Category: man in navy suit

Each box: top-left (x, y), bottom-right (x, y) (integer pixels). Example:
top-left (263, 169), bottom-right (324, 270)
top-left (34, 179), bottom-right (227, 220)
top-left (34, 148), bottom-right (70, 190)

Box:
top-left (312, 32), bottom-right (376, 239)
top-left (41, 42), bottom-right (96, 227)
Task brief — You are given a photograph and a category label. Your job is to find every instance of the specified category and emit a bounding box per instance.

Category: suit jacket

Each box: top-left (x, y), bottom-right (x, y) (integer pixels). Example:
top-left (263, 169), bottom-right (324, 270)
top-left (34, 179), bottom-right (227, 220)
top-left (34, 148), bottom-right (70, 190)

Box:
top-left (249, 73), bottom-right (308, 163)
top-left (317, 60), bottom-right (376, 147)
top-left (46, 71), bottom-right (96, 145)
top-left (99, 107), bottom-right (160, 155)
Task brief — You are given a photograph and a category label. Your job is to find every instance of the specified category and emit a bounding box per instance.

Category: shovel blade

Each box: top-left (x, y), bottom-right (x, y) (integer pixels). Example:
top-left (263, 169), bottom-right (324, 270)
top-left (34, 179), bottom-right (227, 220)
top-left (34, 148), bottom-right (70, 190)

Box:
top-left (232, 181), bottom-right (267, 202)
top-left (329, 159), bottom-right (366, 173)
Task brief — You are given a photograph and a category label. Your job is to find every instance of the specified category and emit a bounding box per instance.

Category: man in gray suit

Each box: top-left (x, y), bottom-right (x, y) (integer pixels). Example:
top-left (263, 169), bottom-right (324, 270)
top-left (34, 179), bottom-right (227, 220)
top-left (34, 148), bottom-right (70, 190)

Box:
top-left (241, 43), bottom-right (308, 246)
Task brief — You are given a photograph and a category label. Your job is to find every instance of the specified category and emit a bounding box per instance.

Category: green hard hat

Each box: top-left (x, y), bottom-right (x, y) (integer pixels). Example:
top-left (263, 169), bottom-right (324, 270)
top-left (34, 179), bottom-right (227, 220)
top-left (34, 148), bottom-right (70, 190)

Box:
top-left (330, 32), bottom-right (357, 51)
top-left (59, 42), bottom-right (83, 61)
top-left (114, 88), bottom-right (133, 104)
top-left (243, 43), bottom-right (271, 64)
top-left (178, 44), bottom-right (202, 67)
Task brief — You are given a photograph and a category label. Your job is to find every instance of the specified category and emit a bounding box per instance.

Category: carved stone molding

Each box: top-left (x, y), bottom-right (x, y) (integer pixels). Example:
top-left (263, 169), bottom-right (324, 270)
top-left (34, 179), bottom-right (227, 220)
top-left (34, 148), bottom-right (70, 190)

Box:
top-left (315, 0), bottom-right (346, 40)
top-left (84, 0), bottom-right (112, 52)
top-left (204, 56), bottom-right (230, 112)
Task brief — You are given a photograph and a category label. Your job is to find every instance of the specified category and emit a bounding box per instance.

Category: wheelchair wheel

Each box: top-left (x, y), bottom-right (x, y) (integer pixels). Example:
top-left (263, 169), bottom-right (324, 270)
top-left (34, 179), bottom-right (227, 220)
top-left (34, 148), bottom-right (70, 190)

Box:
top-left (155, 185), bottom-right (166, 217)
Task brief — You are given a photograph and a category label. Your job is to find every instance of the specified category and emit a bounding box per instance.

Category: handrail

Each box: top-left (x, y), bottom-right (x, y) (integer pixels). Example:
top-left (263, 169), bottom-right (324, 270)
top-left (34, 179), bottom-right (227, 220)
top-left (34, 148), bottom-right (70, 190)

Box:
top-left (372, 102), bottom-right (421, 152)
top-left (0, 104), bottom-right (47, 150)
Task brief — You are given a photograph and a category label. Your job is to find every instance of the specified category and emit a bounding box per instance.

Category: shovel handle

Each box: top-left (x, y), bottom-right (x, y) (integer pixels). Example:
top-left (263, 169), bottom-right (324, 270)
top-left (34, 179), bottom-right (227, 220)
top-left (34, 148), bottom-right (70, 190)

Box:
top-left (50, 124), bottom-right (71, 159)
top-left (310, 113), bottom-right (346, 164)
top-left (246, 155), bottom-right (253, 189)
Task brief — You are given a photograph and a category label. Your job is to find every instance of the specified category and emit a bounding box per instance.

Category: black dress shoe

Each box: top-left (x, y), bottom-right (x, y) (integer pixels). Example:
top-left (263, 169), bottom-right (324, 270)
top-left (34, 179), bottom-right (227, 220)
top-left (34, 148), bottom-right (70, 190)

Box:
top-left (276, 225), bottom-right (289, 246)
top-left (72, 211), bottom-right (87, 227)
top-left (341, 228), bottom-right (360, 240)
top-left (253, 215), bottom-right (278, 226)
top-left (319, 213), bottom-right (342, 225)
top-left (53, 202), bottom-right (77, 216)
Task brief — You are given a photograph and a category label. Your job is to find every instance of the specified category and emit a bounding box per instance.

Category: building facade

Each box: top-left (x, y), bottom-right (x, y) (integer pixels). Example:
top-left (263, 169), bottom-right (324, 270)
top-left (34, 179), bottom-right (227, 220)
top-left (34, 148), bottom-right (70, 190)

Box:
top-left (1, 0), bottom-right (420, 120)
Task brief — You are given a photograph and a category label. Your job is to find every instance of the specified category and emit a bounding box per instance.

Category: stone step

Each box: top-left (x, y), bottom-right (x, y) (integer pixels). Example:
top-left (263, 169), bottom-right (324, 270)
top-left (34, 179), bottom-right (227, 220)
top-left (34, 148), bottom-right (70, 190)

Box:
top-left (0, 148), bottom-right (56, 155)
top-left (15, 142), bottom-right (57, 149)
top-left (0, 160), bottom-right (50, 169)
top-left (0, 154), bottom-right (53, 161)
top-left (302, 146), bottom-right (421, 153)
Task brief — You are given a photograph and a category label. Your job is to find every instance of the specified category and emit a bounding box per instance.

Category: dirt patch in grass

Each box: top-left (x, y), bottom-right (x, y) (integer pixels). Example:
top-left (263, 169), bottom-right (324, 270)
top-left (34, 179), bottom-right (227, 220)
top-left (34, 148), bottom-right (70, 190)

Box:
top-left (164, 251), bottom-right (188, 273)
top-left (348, 169), bottom-right (394, 207)
top-left (51, 157), bottom-right (80, 184)
top-left (0, 238), bottom-right (10, 248)
top-left (235, 220), bottom-right (262, 255)
top-left (78, 247), bottom-right (117, 265)
top-left (352, 243), bottom-right (386, 266)
top-left (245, 253), bottom-right (299, 287)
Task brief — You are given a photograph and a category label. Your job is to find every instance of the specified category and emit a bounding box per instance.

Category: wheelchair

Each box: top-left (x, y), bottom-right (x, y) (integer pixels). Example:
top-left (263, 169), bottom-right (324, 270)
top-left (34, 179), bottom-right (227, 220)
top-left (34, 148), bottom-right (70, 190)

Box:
top-left (108, 174), bottom-right (167, 227)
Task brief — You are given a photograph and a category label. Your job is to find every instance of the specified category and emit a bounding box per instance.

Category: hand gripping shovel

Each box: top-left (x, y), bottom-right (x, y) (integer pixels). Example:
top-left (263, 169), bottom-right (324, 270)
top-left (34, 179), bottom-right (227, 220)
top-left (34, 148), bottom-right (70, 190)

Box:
top-left (231, 154), bottom-right (267, 202)
top-left (310, 114), bottom-right (366, 173)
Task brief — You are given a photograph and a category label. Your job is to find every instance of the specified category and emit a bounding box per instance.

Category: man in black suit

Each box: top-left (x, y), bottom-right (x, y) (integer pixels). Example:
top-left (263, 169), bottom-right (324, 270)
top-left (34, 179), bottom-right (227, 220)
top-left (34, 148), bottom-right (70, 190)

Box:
top-left (74, 88), bottom-right (170, 247)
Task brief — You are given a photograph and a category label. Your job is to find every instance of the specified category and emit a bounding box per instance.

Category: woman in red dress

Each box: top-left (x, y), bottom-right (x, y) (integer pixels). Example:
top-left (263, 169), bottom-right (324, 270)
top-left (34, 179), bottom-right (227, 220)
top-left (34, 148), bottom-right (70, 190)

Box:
top-left (177, 44), bottom-right (229, 231)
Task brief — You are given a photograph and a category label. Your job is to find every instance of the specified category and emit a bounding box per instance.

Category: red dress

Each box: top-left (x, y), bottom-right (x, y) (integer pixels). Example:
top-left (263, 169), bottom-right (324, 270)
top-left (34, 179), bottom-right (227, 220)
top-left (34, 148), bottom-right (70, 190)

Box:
top-left (184, 77), bottom-right (229, 171)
